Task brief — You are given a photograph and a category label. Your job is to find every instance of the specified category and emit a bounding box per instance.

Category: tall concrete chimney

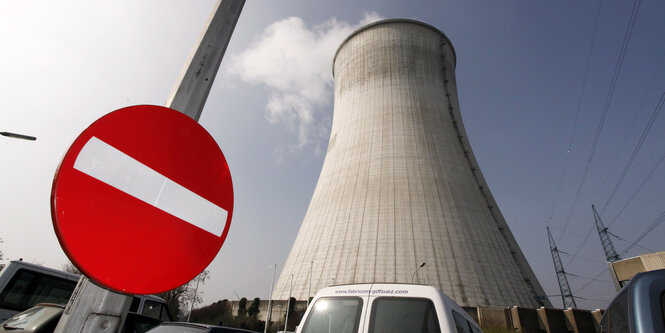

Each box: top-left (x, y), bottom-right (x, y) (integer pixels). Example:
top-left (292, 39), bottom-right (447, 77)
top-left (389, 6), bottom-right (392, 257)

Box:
top-left (272, 19), bottom-right (550, 307)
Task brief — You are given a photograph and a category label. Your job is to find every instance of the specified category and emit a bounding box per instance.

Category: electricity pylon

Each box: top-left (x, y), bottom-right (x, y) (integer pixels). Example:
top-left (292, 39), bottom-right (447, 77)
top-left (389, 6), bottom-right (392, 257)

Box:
top-left (592, 204), bottom-right (621, 262)
top-left (548, 227), bottom-right (577, 309)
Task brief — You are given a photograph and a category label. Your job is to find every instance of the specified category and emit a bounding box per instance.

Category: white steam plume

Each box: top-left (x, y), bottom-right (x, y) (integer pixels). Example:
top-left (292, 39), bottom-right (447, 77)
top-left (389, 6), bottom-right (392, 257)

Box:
top-left (229, 13), bottom-right (383, 153)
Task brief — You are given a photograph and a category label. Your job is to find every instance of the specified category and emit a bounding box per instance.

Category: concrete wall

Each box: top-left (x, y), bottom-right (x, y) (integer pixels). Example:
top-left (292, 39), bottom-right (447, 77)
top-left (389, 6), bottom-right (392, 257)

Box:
top-left (228, 299), bottom-right (308, 323)
top-left (272, 18), bottom-right (550, 308)
top-left (229, 300), bottom-right (602, 333)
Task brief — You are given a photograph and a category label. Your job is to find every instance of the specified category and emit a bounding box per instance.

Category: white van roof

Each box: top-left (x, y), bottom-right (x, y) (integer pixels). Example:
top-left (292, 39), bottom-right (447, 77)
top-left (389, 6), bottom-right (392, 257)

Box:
top-left (315, 283), bottom-right (449, 300)
top-left (312, 283), bottom-right (477, 323)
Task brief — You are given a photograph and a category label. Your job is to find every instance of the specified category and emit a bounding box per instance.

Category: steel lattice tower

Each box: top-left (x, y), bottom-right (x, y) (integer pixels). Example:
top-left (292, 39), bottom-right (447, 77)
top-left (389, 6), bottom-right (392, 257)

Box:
top-left (272, 19), bottom-right (550, 307)
top-left (592, 204), bottom-right (621, 263)
top-left (547, 227), bottom-right (577, 309)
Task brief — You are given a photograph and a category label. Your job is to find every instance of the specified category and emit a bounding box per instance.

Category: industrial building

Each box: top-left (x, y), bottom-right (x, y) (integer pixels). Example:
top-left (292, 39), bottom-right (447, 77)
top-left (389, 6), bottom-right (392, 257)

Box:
top-left (272, 19), bottom-right (550, 308)
top-left (607, 251), bottom-right (665, 290)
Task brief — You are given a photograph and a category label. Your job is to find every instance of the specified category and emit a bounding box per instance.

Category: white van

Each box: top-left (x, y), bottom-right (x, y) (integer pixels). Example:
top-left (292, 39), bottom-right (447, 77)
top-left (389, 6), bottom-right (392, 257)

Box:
top-left (296, 283), bottom-right (483, 333)
top-left (0, 260), bottom-right (172, 322)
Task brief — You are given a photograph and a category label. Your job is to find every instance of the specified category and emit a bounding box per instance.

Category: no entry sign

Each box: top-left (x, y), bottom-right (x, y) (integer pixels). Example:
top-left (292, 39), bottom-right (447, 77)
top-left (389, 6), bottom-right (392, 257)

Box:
top-left (51, 105), bottom-right (233, 294)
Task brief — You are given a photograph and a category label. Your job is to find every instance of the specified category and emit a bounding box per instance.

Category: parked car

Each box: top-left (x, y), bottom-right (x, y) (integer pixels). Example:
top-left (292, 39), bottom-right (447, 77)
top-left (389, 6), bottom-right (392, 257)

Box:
top-left (600, 268), bottom-right (665, 333)
top-left (0, 303), bottom-right (63, 332)
top-left (0, 260), bottom-right (173, 322)
top-left (296, 283), bottom-right (482, 333)
top-left (146, 322), bottom-right (257, 333)
top-left (0, 302), bottom-right (161, 333)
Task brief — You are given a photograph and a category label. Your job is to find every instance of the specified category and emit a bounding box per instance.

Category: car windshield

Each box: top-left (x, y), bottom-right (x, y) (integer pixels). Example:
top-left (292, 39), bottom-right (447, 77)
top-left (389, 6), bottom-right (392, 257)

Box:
top-left (2, 306), bottom-right (48, 329)
top-left (300, 297), bottom-right (363, 333)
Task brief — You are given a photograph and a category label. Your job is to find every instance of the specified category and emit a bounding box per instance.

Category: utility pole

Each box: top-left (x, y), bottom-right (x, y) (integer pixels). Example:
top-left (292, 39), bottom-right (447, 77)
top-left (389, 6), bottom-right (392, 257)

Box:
top-left (307, 261), bottom-right (313, 306)
top-left (284, 274), bottom-right (293, 333)
top-left (1, 131), bottom-right (36, 141)
top-left (265, 264), bottom-right (276, 333)
top-left (592, 204), bottom-right (621, 263)
top-left (187, 270), bottom-right (208, 322)
top-left (411, 262), bottom-right (426, 283)
top-left (547, 227), bottom-right (577, 309)
top-left (54, 1), bottom-right (244, 332)
top-left (165, 0), bottom-right (245, 120)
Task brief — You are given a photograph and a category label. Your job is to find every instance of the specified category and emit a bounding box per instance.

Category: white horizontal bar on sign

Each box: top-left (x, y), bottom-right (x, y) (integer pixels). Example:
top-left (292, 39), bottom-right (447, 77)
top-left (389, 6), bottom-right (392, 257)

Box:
top-left (73, 136), bottom-right (227, 237)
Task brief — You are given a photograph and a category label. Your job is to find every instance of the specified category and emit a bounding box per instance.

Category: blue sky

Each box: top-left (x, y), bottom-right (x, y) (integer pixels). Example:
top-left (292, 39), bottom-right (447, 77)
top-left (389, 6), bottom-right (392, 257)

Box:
top-left (2, 0), bottom-right (664, 310)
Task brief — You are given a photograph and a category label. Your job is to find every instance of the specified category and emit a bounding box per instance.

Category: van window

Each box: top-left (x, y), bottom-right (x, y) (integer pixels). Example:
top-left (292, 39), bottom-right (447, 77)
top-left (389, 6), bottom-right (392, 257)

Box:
top-left (451, 310), bottom-right (480, 333)
top-left (142, 299), bottom-right (173, 321)
top-left (605, 289), bottom-right (628, 333)
top-left (0, 269), bottom-right (77, 311)
top-left (301, 297), bottom-right (363, 333)
top-left (129, 297), bottom-right (141, 312)
top-left (369, 297), bottom-right (440, 333)
top-left (661, 292), bottom-right (664, 324)
top-left (160, 303), bottom-right (174, 321)
top-left (143, 299), bottom-right (162, 319)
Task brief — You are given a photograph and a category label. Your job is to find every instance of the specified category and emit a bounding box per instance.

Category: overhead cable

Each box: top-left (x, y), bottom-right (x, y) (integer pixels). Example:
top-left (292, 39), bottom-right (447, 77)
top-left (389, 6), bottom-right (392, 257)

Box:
top-left (566, 148), bottom-right (665, 267)
top-left (608, 150), bottom-right (665, 227)
top-left (546, 0), bottom-right (603, 227)
top-left (620, 209), bottom-right (665, 256)
top-left (599, 81), bottom-right (665, 216)
top-left (557, 0), bottom-right (642, 243)
top-left (574, 269), bottom-right (608, 293)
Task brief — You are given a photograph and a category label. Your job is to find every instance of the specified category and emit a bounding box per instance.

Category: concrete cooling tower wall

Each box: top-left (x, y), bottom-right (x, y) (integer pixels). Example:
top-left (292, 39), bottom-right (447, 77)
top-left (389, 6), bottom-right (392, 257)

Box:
top-left (272, 19), bottom-right (550, 308)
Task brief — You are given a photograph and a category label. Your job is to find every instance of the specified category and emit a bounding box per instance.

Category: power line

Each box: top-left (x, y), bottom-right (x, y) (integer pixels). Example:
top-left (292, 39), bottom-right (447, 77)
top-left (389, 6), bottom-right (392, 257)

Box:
top-left (557, 0), bottom-right (642, 244)
top-left (565, 84), bottom-right (665, 266)
top-left (566, 146), bottom-right (665, 267)
top-left (574, 295), bottom-right (614, 303)
top-left (575, 210), bottom-right (665, 294)
top-left (608, 231), bottom-right (654, 253)
top-left (559, 250), bottom-right (606, 265)
top-left (599, 83), bottom-right (665, 216)
top-left (620, 209), bottom-right (665, 256)
top-left (564, 226), bottom-right (596, 268)
top-left (598, 50), bottom-right (665, 217)
top-left (574, 269), bottom-right (608, 294)
top-left (564, 205), bottom-right (658, 268)
top-left (546, 0), bottom-right (603, 227)
top-left (608, 150), bottom-right (665, 228)
top-left (567, 272), bottom-right (614, 285)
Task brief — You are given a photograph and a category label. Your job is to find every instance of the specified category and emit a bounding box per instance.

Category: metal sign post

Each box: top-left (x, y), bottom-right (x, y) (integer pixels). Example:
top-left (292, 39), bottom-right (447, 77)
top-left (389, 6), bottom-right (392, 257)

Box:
top-left (166, 0), bottom-right (245, 121)
top-left (54, 1), bottom-right (244, 332)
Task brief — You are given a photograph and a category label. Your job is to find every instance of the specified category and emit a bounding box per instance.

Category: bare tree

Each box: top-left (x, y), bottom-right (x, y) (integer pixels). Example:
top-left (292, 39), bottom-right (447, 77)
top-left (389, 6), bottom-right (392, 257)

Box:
top-left (61, 261), bottom-right (81, 274)
top-left (159, 284), bottom-right (190, 319)
top-left (158, 270), bottom-right (209, 320)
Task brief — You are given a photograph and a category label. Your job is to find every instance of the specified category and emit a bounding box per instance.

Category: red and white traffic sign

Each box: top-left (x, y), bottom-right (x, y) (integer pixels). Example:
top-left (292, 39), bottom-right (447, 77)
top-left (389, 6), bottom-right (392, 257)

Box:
top-left (51, 105), bottom-right (233, 294)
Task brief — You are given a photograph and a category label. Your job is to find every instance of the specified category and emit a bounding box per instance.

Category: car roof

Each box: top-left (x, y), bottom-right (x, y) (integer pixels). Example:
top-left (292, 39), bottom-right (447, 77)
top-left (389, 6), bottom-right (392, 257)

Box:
top-left (139, 294), bottom-right (168, 303)
top-left (158, 322), bottom-right (256, 332)
top-left (160, 322), bottom-right (212, 328)
top-left (33, 303), bottom-right (66, 309)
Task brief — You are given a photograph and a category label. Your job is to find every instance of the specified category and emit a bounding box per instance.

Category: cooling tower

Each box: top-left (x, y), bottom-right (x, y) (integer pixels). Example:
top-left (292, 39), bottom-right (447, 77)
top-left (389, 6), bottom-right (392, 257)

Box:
top-left (272, 19), bottom-right (550, 307)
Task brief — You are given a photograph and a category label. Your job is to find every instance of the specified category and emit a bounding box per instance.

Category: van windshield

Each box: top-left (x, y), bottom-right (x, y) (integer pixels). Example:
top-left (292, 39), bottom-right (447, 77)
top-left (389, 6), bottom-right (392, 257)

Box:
top-left (301, 297), bottom-right (362, 333)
